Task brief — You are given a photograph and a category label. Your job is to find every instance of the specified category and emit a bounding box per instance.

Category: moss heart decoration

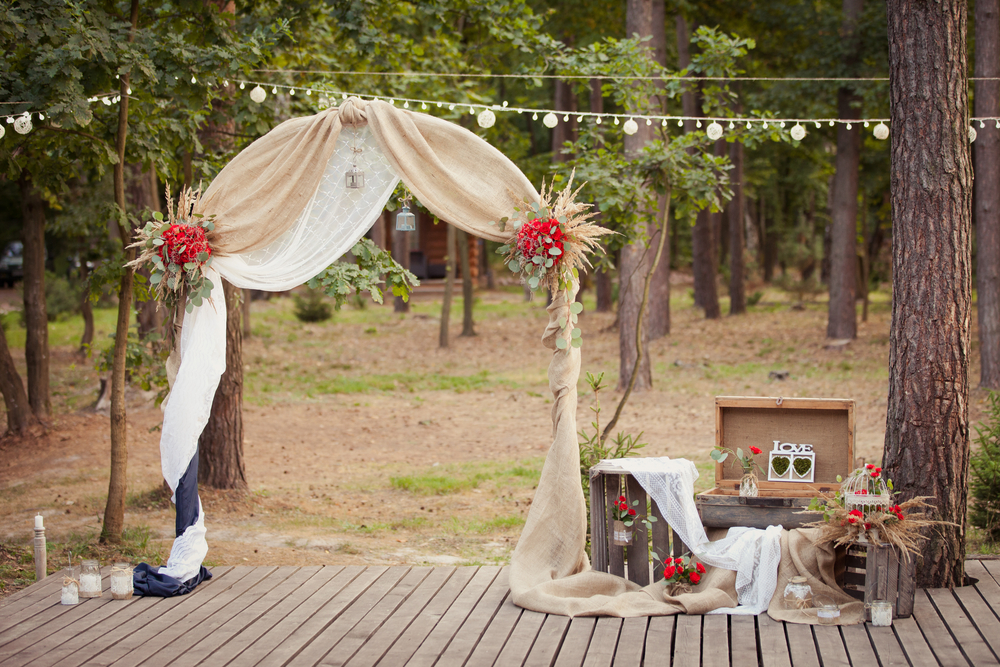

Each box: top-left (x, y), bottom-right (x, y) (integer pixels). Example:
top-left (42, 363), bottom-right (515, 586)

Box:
top-left (793, 457), bottom-right (813, 478)
top-left (771, 455), bottom-right (790, 477)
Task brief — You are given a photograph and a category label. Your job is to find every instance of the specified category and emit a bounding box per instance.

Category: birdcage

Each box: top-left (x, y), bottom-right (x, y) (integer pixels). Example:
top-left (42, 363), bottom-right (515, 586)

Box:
top-left (842, 466), bottom-right (892, 514)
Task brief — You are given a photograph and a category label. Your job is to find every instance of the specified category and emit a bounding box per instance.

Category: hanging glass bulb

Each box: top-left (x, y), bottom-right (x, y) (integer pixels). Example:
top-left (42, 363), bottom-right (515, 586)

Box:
top-left (981, 120), bottom-right (986, 128)
top-left (728, 121), bottom-right (735, 130)
top-left (696, 120), bottom-right (702, 128)
top-left (289, 88), bottom-right (296, 96)
top-left (846, 123), bottom-right (853, 130)
top-left (595, 116), bottom-right (602, 124)
top-left (532, 113), bottom-right (538, 120)
top-left (864, 121), bottom-right (870, 128)
top-left (395, 191), bottom-right (416, 231)
top-left (250, 86), bottom-right (266, 103)
top-left (543, 112), bottom-right (558, 128)
top-left (478, 109), bottom-right (496, 128)
top-left (646, 118), bottom-right (652, 125)
top-left (706, 121), bottom-right (723, 141)
top-left (563, 114), bottom-right (569, 122)
top-left (791, 124), bottom-right (806, 141)
top-left (503, 101), bottom-right (509, 107)
top-left (763, 121), bottom-right (768, 129)
top-left (272, 87), bottom-right (278, 94)
top-left (873, 122), bottom-right (889, 140)
top-left (191, 76), bottom-right (197, 84)
top-left (421, 103), bottom-right (427, 110)
top-left (678, 119), bottom-right (684, 127)
top-left (622, 118), bottom-right (638, 135)
top-left (815, 121), bottom-right (821, 128)
top-left (305, 89), bottom-right (311, 96)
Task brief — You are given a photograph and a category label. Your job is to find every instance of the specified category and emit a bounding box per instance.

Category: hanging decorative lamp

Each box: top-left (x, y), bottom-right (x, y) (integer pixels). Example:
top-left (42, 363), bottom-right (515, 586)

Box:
top-left (395, 191), bottom-right (416, 232)
top-left (345, 133), bottom-right (365, 190)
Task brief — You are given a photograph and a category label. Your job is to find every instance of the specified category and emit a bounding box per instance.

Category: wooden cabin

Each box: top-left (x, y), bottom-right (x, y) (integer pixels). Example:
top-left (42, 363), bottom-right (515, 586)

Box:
top-left (368, 208), bottom-right (480, 280)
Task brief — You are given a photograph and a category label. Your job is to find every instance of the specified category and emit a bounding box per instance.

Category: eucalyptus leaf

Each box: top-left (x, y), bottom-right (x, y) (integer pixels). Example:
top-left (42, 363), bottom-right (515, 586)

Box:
top-left (555, 337), bottom-right (568, 349)
top-left (508, 260), bottom-right (520, 272)
top-left (498, 245), bottom-right (510, 254)
top-left (717, 452), bottom-right (729, 463)
top-left (710, 449), bottom-right (722, 461)
top-left (570, 302), bottom-right (584, 314)
top-left (549, 247), bottom-right (562, 256)
top-left (736, 447), bottom-right (744, 460)
top-left (571, 338), bottom-right (582, 348)
top-left (558, 316), bottom-right (567, 328)
top-left (545, 259), bottom-right (553, 268)
top-left (571, 328), bottom-right (582, 339)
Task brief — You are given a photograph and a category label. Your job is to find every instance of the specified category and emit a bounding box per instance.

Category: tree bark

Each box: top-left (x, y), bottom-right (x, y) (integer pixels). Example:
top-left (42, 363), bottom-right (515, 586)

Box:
top-left (101, 0), bottom-right (139, 545)
top-left (79, 264), bottom-right (94, 354)
top-left (618, 0), bottom-right (665, 391)
top-left (976, 0), bottom-right (1000, 388)
top-left (198, 279), bottom-right (247, 490)
top-left (127, 164), bottom-right (164, 339)
top-left (552, 79), bottom-right (577, 161)
top-left (827, 0), bottom-right (864, 340)
top-left (590, 77), bottom-right (615, 315)
top-left (0, 323), bottom-right (40, 437)
top-left (439, 223), bottom-right (456, 348)
top-left (884, 0), bottom-right (973, 588)
top-left (19, 176), bottom-right (49, 420)
top-left (729, 139), bottom-right (746, 315)
top-left (457, 229), bottom-right (475, 336)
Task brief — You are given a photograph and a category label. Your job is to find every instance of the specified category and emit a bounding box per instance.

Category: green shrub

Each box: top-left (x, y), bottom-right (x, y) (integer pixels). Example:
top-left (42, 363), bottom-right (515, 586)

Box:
top-left (747, 290), bottom-right (764, 306)
top-left (971, 392), bottom-right (1000, 542)
top-left (16, 271), bottom-right (82, 325)
top-left (293, 289), bottom-right (332, 323)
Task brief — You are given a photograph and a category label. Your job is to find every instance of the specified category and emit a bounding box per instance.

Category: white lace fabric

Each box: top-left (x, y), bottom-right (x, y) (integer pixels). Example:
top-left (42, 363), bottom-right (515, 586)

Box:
top-left (158, 127), bottom-right (399, 583)
top-left (605, 457), bottom-right (783, 615)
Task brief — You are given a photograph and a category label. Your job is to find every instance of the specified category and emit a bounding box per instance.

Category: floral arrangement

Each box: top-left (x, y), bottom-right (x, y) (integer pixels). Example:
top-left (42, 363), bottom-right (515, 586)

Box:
top-left (492, 173), bottom-right (611, 295)
top-left (128, 186), bottom-right (215, 313)
top-left (710, 444), bottom-right (764, 474)
top-left (804, 464), bottom-right (943, 556)
top-left (659, 553), bottom-right (706, 596)
top-left (611, 493), bottom-right (639, 525)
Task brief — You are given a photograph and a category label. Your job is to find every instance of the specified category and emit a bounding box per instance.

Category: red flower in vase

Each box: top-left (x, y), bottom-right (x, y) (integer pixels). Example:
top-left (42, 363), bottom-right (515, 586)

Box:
top-left (664, 565), bottom-right (676, 579)
top-left (689, 572), bottom-right (701, 584)
top-left (749, 446), bottom-right (763, 455)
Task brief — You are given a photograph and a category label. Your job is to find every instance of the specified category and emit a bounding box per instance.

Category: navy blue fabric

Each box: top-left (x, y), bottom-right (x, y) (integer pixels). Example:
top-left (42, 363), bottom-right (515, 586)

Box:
top-left (175, 451), bottom-right (200, 536)
top-left (134, 450), bottom-right (211, 597)
top-left (133, 562), bottom-right (212, 597)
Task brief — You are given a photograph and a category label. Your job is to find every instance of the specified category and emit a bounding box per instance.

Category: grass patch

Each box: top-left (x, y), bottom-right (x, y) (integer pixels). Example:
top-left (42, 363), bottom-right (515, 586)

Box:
top-left (390, 459), bottom-right (542, 496)
top-left (312, 370), bottom-right (516, 395)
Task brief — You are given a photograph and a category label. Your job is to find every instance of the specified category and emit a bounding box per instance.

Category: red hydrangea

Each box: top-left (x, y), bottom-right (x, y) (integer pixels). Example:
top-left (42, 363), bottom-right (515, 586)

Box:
top-left (516, 217), bottom-right (565, 261)
top-left (159, 223), bottom-right (211, 267)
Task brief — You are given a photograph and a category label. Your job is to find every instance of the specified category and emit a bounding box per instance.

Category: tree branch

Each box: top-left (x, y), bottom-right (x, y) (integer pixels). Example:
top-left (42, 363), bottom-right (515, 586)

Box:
top-left (36, 125), bottom-right (112, 151)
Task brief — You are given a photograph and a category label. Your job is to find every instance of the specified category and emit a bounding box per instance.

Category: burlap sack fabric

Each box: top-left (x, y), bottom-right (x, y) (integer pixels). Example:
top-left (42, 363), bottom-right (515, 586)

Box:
top-left (196, 97), bottom-right (531, 255)
top-left (194, 97), bottom-right (862, 622)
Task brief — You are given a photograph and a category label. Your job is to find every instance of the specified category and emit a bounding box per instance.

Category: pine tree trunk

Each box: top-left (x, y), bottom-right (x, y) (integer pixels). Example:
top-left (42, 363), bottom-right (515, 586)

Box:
top-left (101, 0), bottom-right (139, 545)
top-left (552, 79), bottom-right (577, 160)
top-left (242, 289), bottom-right (251, 338)
top-left (458, 229), bottom-right (475, 336)
top-left (590, 78), bottom-right (615, 315)
top-left (19, 176), bottom-right (49, 420)
top-left (827, 0), bottom-right (864, 340)
top-left (884, 0), bottom-right (973, 588)
top-left (198, 279), bottom-right (247, 490)
top-left (729, 139), bottom-right (747, 315)
top-left (0, 324), bottom-right (39, 437)
top-left (128, 164), bottom-right (164, 339)
top-left (440, 223), bottom-right (456, 348)
top-left (79, 265), bottom-right (94, 354)
top-left (976, 0), bottom-right (1000, 388)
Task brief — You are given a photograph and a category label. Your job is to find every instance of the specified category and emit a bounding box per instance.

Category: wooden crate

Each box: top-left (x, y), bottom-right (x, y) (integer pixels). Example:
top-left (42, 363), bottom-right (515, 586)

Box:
top-left (838, 542), bottom-right (916, 620)
top-left (697, 396), bottom-right (855, 529)
top-left (589, 461), bottom-right (691, 585)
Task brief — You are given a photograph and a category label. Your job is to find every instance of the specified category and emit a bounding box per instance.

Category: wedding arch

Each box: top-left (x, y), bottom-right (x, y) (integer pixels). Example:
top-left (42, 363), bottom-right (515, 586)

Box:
top-left (143, 97), bottom-right (862, 624)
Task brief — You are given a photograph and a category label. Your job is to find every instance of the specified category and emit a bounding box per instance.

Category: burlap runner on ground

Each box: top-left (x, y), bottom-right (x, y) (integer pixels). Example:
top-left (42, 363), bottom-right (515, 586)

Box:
top-left (197, 97), bottom-right (535, 255)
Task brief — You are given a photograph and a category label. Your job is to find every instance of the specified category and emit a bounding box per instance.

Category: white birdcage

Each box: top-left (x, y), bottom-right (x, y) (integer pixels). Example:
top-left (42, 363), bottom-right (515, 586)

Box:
top-left (842, 467), bottom-right (892, 513)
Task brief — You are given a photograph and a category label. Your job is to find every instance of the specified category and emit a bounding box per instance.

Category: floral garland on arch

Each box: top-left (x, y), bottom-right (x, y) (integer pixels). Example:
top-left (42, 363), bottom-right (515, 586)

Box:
top-left (490, 175), bottom-right (611, 349)
top-left (127, 186), bottom-right (215, 313)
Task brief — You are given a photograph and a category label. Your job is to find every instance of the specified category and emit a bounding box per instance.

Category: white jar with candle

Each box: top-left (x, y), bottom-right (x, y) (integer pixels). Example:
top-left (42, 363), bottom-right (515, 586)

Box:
top-left (79, 559), bottom-right (102, 598)
top-left (110, 562), bottom-right (133, 600)
top-left (61, 568), bottom-right (79, 605)
top-left (870, 600), bottom-right (893, 626)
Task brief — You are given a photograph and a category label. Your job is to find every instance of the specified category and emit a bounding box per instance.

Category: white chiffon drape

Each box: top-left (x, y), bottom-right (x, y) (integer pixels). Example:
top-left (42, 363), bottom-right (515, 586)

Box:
top-left (158, 126), bottom-right (400, 582)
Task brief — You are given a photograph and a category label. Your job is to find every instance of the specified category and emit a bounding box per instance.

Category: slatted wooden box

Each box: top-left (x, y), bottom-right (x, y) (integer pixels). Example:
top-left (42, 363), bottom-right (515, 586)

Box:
top-left (588, 461), bottom-right (691, 586)
top-left (839, 543), bottom-right (916, 620)
top-left (697, 396), bottom-right (855, 530)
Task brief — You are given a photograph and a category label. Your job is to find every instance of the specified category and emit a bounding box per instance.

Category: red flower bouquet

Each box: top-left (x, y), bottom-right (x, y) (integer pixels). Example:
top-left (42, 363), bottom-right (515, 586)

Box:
top-left (661, 554), bottom-right (706, 596)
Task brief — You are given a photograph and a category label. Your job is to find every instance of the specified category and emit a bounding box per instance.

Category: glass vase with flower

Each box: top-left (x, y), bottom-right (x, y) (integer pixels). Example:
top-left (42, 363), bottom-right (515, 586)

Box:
top-left (711, 445), bottom-right (765, 497)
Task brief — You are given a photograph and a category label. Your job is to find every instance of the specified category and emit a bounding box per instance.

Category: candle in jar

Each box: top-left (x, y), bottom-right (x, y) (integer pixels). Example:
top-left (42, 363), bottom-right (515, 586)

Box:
top-left (79, 559), bottom-right (102, 598)
top-left (870, 600), bottom-right (893, 626)
top-left (110, 563), bottom-right (133, 600)
top-left (61, 576), bottom-right (78, 605)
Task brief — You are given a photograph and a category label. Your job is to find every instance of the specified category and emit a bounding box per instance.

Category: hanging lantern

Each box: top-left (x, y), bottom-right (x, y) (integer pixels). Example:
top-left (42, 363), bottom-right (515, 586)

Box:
top-left (622, 118), bottom-right (639, 135)
top-left (790, 124), bottom-right (806, 141)
top-left (969, 126), bottom-right (978, 143)
top-left (345, 135), bottom-right (365, 190)
top-left (873, 122), bottom-right (889, 140)
top-left (477, 109), bottom-right (496, 128)
top-left (345, 163), bottom-right (365, 190)
top-left (396, 192), bottom-right (416, 231)
top-left (542, 112), bottom-right (558, 128)
top-left (706, 121), bottom-right (724, 141)
top-left (14, 115), bottom-right (32, 135)
top-left (250, 86), bottom-right (266, 103)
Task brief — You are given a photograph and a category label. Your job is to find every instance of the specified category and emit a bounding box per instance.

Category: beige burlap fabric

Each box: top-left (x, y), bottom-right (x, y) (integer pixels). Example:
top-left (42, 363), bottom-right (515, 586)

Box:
top-left (196, 97), bottom-right (535, 255)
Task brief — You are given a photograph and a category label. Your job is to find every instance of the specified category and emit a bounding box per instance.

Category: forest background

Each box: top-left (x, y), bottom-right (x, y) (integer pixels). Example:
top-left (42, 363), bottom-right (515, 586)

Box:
top-left (0, 0), bottom-right (992, 594)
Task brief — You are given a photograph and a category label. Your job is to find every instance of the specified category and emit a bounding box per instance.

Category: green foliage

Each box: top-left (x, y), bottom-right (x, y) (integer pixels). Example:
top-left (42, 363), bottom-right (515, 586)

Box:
top-left (578, 371), bottom-right (647, 491)
top-left (293, 289), bottom-right (333, 323)
top-left (971, 392), bottom-right (1000, 542)
top-left (94, 327), bottom-right (169, 404)
top-left (307, 238), bottom-right (419, 309)
top-left (747, 291), bottom-right (764, 307)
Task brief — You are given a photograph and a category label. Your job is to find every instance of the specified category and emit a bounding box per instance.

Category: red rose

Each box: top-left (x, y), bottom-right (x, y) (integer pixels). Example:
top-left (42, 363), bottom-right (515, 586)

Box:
top-left (689, 572), bottom-right (701, 584)
top-left (896, 512), bottom-right (905, 521)
top-left (870, 471), bottom-right (879, 478)
top-left (749, 446), bottom-right (762, 455)
top-left (864, 522), bottom-right (872, 530)
top-left (628, 508), bottom-right (636, 516)
top-left (674, 557), bottom-right (684, 564)
top-left (860, 489), bottom-right (868, 495)
top-left (848, 515), bottom-right (858, 524)
top-left (866, 464), bottom-right (875, 470)
top-left (619, 495), bottom-right (626, 502)
top-left (696, 562), bottom-right (706, 574)
top-left (664, 566), bottom-right (675, 579)
top-left (875, 467), bottom-right (882, 473)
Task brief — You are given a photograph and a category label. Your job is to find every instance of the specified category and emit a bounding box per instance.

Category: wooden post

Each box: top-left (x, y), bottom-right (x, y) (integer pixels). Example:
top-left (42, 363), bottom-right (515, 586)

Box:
top-left (33, 515), bottom-right (46, 580)
top-left (625, 475), bottom-right (649, 585)
top-left (589, 471), bottom-right (608, 573)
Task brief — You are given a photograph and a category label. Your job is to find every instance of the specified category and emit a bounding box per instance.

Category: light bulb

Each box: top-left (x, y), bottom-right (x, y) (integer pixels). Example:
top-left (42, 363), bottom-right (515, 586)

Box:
top-left (239, 82), bottom-right (245, 90)
top-left (191, 76), bottom-right (196, 84)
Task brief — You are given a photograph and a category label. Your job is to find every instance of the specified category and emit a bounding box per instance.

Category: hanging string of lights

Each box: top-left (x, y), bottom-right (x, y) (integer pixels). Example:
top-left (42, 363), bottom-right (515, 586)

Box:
top-left (1, 78), bottom-right (997, 144)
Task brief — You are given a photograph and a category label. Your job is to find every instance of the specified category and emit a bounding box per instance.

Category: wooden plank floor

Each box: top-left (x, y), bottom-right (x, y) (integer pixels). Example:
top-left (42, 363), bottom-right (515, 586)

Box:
top-left (4, 561), bottom-right (1000, 666)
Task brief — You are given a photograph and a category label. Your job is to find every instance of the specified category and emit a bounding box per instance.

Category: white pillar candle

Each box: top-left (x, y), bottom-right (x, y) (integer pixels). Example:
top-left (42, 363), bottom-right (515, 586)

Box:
top-left (34, 514), bottom-right (43, 529)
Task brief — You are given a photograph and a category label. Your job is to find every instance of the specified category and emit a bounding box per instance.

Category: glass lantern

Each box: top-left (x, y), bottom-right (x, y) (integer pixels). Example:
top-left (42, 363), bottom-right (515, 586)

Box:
top-left (782, 576), bottom-right (813, 610)
top-left (110, 562), bottom-right (133, 600)
top-left (79, 559), bottom-right (102, 598)
top-left (396, 205), bottom-right (416, 232)
top-left (345, 164), bottom-right (365, 190)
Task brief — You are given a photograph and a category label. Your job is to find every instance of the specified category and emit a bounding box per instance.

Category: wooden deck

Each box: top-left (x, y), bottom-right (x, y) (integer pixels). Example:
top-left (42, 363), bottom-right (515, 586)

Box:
top-left (3, 560), bottom-right (1000, 666)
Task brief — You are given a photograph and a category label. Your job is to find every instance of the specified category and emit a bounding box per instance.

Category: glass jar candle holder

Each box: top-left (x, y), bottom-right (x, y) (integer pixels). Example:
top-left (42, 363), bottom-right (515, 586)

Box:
top-left (870, 600), bottom-right (893, 626)
top-left (79, 559), bottom-right (102, 598)
top-left (110, 562), bottom-right (133, 600)
top-left (61, 568), bottom-right (79, 605)
top-left (782, 576), bottom-right (813, 610)
top-left (814, 594), bottom-right (840, 625)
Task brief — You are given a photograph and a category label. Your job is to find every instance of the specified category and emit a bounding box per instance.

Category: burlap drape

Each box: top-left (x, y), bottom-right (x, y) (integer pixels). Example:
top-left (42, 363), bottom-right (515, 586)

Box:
top-left (197, 97), bottom-right (534, 255)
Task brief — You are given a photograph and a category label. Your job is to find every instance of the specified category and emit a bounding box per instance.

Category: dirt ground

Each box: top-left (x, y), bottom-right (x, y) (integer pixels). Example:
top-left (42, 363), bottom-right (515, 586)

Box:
top-left (0, 283), bottom-right (991, 597)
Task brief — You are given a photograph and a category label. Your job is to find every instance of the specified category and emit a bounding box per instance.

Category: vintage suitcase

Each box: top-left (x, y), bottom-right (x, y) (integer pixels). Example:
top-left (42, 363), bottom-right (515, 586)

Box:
top-left (696, 396), bottom-right (855, 530)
